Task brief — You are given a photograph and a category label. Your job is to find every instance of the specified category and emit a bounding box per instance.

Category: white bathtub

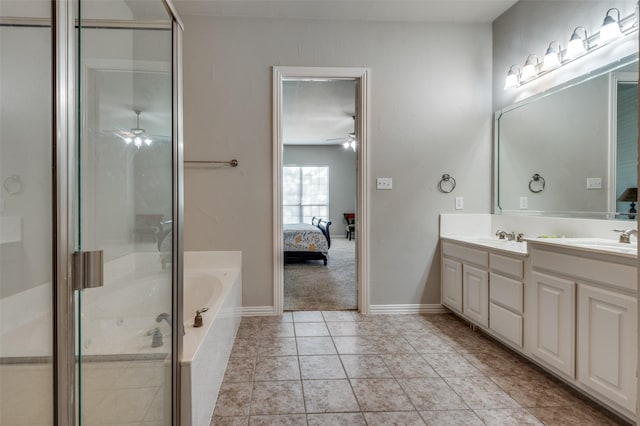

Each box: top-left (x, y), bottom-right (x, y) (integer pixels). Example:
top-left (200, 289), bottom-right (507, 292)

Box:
top-left (181, 251), bottom-right (242, 426)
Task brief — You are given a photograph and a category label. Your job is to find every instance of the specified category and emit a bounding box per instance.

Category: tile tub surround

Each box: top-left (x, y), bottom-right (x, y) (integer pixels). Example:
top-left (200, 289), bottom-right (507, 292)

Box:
top-left (210, 312), bottom-right (630, 425)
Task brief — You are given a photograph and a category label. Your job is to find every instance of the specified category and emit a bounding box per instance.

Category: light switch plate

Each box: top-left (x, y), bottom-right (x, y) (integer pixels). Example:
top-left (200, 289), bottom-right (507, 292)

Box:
top-left (586, 177), bottom-right (602, 189)
top-left (455, 197), bottom-right (464, 210)
top-left (520, 197), bottom-right (528, 209)
top-left (376, 178), bottom-right (392, 190)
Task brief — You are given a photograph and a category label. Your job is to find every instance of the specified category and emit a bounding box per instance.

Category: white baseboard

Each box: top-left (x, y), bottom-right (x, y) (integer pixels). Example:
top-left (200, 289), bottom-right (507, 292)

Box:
top-left (369, 304), bottom-right (448, 314)
top-left (241, 306), bottom-right (277, 316)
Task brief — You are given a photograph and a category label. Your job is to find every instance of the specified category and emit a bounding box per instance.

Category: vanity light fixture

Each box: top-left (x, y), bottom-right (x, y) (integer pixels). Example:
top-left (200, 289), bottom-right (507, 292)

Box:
top-left (505, 7), bottom-right (639, 90)
top-left (541, 41), bottom-right (562, 71)
top-left (565, 26), bottom-right (588, 60)
top-left (504, 65), bottom-right (521, 89)
top-left (521, 54), bottom-right (540, 81)
top-left (600, 8), bottom-right (623, 44)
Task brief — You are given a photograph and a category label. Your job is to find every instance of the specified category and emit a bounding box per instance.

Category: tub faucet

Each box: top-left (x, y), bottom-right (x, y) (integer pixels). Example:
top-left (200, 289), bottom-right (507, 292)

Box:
top-left (156, 313), bottom-right (172, 327)
top-left (614, 229), bottom-right (638, 244)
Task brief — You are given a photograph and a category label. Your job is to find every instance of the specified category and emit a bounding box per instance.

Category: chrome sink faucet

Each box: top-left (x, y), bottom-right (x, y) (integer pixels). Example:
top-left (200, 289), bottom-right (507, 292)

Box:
top-left (614, 229), bottom-right (638, 244)
top-left (496, 230), bottom-right (508, 240)
top-left (156, 313), bottom-right (172, 327)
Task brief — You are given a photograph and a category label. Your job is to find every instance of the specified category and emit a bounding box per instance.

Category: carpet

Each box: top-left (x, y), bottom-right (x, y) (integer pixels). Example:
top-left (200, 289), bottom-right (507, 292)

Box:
top-left (284, 237), bottom-right (357, 311)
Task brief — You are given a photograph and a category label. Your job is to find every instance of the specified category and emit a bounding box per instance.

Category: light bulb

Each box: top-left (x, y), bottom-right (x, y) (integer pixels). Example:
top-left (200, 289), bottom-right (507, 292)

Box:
top-left (541, 42), bottom-right (561, 71)
top-left (504, 65), bottom-right (520, 89)
top-left (144, 138), bottom-right (152, 146)
top-left (565, 27), bottom-right (587, 60)
top-left (520, 55), bottom-right (539, 82)
top-left (600, 8), bottom-right (622, 44)
top-left (343, 141), bottom-right (350, 149)
top-left (134, 136), bottom-right (142, 147)
top-left (350, 141), bottom-right (356, 152)
top-left (124, 137), bottom-right (132, 144)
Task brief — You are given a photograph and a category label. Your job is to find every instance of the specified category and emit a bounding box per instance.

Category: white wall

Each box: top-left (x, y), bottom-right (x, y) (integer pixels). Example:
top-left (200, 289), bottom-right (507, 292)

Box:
top-left (493, 0), bottom-right (637, 111)
top-left (283, 145), bottom-right (356, 235)
top-left (182, 16), bottom-right (493, 307)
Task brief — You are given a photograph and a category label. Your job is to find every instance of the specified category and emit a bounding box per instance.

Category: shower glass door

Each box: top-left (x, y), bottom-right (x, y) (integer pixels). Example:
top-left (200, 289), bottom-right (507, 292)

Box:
top-left (75, 1), bottom-right (175, 424)
top-left (0, 2), bottom-right (53, 424)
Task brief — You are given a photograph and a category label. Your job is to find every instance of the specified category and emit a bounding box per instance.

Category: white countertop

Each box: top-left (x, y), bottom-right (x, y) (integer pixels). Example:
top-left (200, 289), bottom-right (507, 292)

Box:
top-left (442, 236), bottom-right (528, 256)
top-left (526, 237), bottom-right (637, 259)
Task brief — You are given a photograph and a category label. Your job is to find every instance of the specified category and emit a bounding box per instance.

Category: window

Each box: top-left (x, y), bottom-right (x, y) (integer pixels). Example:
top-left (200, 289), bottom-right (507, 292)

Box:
top-left (283, 166), bottom-right (329, 224)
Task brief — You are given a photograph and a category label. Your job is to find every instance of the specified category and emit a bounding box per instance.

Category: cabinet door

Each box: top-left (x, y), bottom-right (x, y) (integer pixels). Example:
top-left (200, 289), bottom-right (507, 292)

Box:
top-left (578, 284), bottom-right (637, 413)
top-left (463, 265), bottom-right (489, 327)
top-left (442, 258), bottom-right (463, 313)
top-left (530, 272), bottom-right (575, 378)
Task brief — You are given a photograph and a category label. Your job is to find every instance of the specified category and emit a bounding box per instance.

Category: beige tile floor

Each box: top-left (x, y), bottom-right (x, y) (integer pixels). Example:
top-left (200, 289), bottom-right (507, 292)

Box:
top-left (211, 311), bottom-right (631, 426)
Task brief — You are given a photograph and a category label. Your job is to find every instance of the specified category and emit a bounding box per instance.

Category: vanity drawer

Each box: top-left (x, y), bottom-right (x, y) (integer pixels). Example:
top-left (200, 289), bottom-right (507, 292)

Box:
top-left (490, 253), bottom-right (523, 279)
top-left (442, 242), bottom-right (488, 268)
top-left (489, 273), bottom-right (523, 314)
top-left (489, 302), bottom-right (523, 348)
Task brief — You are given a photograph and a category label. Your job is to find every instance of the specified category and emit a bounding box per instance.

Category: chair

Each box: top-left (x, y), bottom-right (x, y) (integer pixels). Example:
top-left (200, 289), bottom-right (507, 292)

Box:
top-left (343, 213), bottom-right (355, 240)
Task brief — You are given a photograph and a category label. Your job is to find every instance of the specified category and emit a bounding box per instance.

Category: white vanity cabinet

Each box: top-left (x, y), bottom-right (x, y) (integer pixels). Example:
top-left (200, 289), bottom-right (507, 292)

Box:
top-left (578, 284), bottom-right (637, 413)
top-left (441, 240), bottom-right (526, 339)
top-left (489, 253), bottom-right (525, 348)
top-left (441, 258), bottom-right (463, 313)
top-left (529, 271), bottom-right (575, 378)
top-left (528, 243), bottom-right (637, 418)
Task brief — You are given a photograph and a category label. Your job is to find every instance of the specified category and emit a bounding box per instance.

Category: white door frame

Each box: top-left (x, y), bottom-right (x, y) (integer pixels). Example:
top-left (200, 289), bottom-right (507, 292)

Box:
top-left (272, 66), bottom-right (370, 314)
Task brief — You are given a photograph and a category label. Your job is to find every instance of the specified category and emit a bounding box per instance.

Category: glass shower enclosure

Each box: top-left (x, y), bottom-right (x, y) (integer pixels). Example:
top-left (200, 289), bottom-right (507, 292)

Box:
top-left (0, 0), bottom-right (184, 424)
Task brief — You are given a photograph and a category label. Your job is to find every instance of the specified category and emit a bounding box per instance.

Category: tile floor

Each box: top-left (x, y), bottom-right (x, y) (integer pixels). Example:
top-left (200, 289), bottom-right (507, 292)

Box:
top-left (211, 311), bottom-right (631, 425)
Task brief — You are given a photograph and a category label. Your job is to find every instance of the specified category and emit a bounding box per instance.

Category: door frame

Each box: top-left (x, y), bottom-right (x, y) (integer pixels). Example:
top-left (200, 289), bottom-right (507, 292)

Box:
top-left (272, 66), bottom-right (370, 314)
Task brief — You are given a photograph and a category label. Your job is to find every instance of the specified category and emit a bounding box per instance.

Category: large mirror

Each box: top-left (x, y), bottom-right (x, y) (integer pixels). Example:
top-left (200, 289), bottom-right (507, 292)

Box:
top-left (496, 55), bottom-right (638, 219)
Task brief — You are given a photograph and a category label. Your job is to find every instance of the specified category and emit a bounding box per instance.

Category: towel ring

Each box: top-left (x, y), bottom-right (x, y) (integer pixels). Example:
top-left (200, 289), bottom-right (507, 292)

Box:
top-left (438, 174), bottom-right (456, 193)
top-left (3, 174), bottom-right (23, 195)
top-left (529, 173), bottom-right (545, 193)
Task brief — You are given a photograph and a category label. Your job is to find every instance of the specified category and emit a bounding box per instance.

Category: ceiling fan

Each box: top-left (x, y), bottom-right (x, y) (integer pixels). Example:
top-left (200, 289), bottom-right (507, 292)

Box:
top-left (326, 132), bottom-right (357, 151)
top-left (117, 110), bottom-right (153, 147)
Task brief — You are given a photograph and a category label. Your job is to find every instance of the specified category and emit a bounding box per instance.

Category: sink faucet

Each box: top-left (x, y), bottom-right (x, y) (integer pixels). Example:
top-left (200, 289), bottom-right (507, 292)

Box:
top-left (156, 313), bottom-right (172, 327)
top-left (496, 230), bottom-right (508, 240)
top-left (614, 229), bottom-right (637, 244)
top-left (146, 327), bottom-right (163, 347)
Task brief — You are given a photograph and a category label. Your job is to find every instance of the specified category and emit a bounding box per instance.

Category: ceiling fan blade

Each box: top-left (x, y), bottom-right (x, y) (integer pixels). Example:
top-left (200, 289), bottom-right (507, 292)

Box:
top-left (326, 137), bottom-right (347, 142)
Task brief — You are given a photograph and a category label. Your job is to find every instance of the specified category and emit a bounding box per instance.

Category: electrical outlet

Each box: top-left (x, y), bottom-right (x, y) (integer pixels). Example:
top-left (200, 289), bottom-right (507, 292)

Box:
top-left (520, 197), bottom-right (528, 209)
top-left (455, 197), bottom-right (464, 210)
top-left (586, 177), bottom-right (602, 189)
top-left (376, 178), bottom-right (392, 190)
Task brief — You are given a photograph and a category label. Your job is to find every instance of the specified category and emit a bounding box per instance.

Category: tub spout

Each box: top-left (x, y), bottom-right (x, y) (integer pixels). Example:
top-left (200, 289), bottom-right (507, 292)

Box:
top-left (194, 307), bottom-right (209, 328)
top-left (156, 312), bottom-right (172, 327)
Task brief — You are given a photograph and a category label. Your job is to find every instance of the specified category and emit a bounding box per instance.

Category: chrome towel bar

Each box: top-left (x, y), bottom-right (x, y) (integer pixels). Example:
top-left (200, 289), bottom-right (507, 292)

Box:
top-left (184, 159), bottom-right (238, 167)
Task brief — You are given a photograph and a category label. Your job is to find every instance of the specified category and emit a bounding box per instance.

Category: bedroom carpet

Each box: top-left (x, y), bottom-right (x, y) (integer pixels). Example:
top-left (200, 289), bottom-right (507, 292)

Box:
top-left (284, 237), bottom-right (356, 311)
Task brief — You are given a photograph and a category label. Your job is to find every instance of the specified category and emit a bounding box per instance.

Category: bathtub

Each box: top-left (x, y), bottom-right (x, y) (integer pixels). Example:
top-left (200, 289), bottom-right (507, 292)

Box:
top-left (181, 251), bottom-right (242, 426)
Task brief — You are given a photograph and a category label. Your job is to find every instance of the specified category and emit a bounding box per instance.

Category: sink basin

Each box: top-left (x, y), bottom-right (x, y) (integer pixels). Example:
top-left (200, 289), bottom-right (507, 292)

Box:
top-left (529, 237), bottom-right (637, 256)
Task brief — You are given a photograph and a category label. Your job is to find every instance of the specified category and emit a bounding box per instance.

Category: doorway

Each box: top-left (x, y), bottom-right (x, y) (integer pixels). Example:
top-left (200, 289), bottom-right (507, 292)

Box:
top-left (272, 67), bottom-right (370, 314)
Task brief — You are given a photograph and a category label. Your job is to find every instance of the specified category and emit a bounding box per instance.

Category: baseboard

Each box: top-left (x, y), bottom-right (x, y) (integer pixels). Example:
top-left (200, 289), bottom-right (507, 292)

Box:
top-left (241, 306), bottom-right (277, 316)
top-left (369, 304), bottom-right (448, 314)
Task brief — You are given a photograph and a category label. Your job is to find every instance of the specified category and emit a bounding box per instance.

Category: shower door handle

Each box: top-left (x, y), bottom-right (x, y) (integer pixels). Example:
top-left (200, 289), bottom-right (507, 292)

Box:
top-left (72, 250), bottom-right (104, 291)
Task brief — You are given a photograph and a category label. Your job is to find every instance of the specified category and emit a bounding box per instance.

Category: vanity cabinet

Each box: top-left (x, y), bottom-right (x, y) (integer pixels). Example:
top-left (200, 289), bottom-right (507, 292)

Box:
top-left (441, 258), bottom-right (463, 313)
top-left (529, 271), bottom-right (575, 378)
top-left (577, 284), bottom-right (637, 413)
top-left (441, 240), bottom-right (525, 341)
top-left (528, 243), bottom-right (637, 418)
top-left (462, 265), bottom-right (488, 327)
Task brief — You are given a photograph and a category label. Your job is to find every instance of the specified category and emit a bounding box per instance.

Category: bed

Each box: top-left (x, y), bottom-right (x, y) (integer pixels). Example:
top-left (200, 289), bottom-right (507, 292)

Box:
top-left (283, 217), bottom-right (332, 265)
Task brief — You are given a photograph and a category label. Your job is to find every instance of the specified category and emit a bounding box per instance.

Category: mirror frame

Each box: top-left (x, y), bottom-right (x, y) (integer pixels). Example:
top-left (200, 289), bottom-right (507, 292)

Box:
top-left (494, 52), bottom-right (639, 218)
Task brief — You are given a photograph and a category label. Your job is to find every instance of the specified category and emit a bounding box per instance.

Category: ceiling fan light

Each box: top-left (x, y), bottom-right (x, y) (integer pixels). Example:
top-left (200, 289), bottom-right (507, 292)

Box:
top-left (343, 141), bottom-right (350, 150)
top-left (350, 140), bottom-right (356, 152)
top-left (144, 138), bottom-right (153, 146)
top-left (134, 136), bottom-right (142, 147)
top-left (124, 137), bottom-right (133, 144)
